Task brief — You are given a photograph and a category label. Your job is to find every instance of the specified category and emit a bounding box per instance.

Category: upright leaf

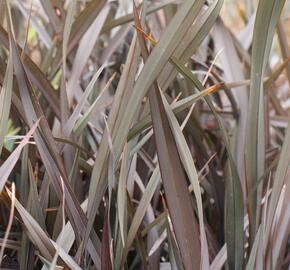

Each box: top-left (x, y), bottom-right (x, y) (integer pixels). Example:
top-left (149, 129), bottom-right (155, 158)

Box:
top-left (133, 10), bottom-right (201, 269)
top-left (245, 0), bottom-right (286, 244)
top-left (0, 46), bottom-right (13, 155)
top-left (170, 58), bottom-right (244, 270)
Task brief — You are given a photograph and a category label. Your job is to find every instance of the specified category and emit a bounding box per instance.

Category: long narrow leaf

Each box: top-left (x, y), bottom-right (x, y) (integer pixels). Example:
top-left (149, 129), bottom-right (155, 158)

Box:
top-left (245, 0), bottom-right (286, 244)
top-left (0, 120), bottom-right (40, 193)
top-left (0, 44), bottom-right (13, 155)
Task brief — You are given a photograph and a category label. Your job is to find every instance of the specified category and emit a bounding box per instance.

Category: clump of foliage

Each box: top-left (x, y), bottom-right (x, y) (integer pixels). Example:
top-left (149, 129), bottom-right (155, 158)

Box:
top-left (0, 0), bottom-right (289, 269)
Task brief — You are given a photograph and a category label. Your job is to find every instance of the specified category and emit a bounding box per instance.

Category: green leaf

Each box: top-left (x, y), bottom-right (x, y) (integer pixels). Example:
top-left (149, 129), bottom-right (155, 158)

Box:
top-left (121, 166), bottom-right (160, 267)
top-left (265, 121), bottom-right (290, 241)
top-left (0, 120), bottom-right (40, 193)
top-left (0, 25), bottom-right (61, 119)
top-left (62, 0), bottom-right (76, 80)
top-left (74, 73), bottom-right (115, 135)
top-left (67, 4), bottom-right (110, 104)
top-left (245, 0), bottom-right (286, 244)
top-left (245, 227), bottom-right (262, 270)
top-left (117, 144), bottom-right (129, 246)
top-left (0, 45), bottom-right (13, 155)
top-left (63, 64), bottom-right (105, 136)
top-left (113, 0), bottom-right (206, 161)
top-left (159, 0), bottom-right (223, 90)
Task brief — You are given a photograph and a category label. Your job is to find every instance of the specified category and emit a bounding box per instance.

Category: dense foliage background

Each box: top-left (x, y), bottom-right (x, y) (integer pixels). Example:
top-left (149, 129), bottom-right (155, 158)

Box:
top-left (0, 0), bottom-right (289, 269)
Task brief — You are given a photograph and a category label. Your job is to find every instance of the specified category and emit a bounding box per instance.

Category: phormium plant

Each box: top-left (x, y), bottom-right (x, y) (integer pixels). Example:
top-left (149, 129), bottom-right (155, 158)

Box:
top-left (0, 0), bottom-right (289, 269)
